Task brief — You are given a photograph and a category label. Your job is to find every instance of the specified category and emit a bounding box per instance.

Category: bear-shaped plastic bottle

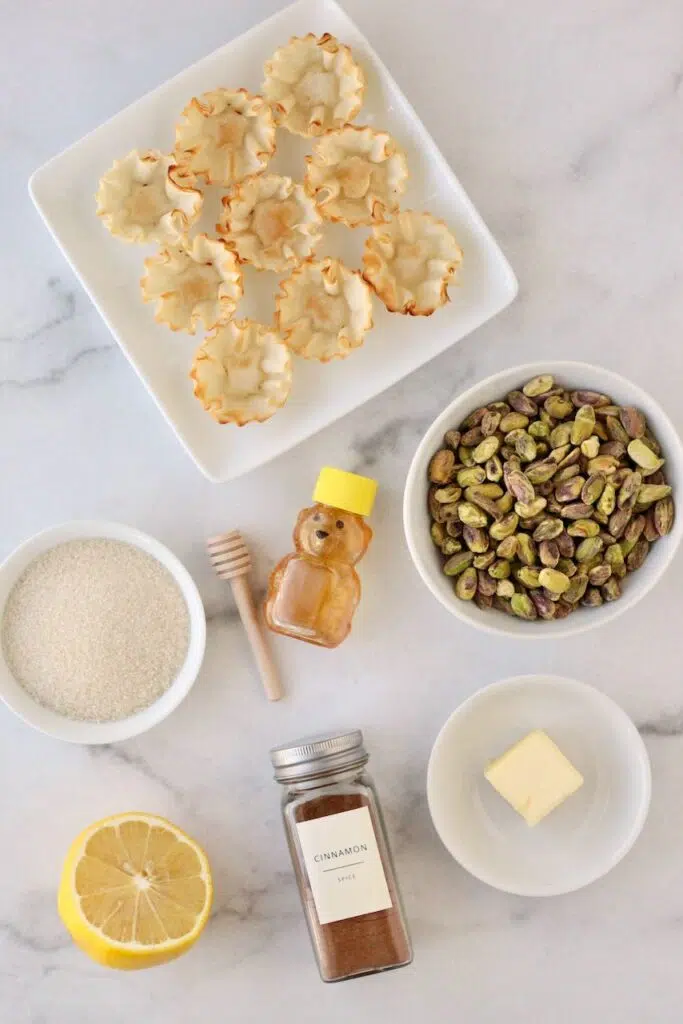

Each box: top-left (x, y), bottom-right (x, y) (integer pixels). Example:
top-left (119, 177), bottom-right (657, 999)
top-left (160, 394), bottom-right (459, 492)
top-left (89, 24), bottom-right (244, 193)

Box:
top-left (265, 467), bottom-right (377, 648)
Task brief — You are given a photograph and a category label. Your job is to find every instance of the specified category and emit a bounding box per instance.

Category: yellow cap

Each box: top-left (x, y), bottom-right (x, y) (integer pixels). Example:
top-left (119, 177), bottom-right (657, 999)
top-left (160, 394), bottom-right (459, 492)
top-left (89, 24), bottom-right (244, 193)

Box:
top-left (313, 467), bottom-right (378, 517)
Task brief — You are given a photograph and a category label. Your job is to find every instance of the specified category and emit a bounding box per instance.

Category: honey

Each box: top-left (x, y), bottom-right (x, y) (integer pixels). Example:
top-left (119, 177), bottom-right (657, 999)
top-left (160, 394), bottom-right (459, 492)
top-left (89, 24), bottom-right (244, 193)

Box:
top-left (265, 468), bottom-right (377, 648)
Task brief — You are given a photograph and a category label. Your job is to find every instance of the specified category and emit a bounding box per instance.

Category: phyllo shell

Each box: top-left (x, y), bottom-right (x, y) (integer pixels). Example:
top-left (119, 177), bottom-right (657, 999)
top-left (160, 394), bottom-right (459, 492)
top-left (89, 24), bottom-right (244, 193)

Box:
top-left (190, 319), bottom-right (292, 425)
top-left (141, 234), bottom-right (243, 334)
top-left (96, 149), bottom-right (202, 245)
top-left (217, 173), bottom-right (323, 272)
top-left (262, 33), bottom-right (364, 137)
top-left (362, 210), bottom-right (463, 316)
top-left (174, 88), bottom-right (276, 187)
top-left (276, 257), bottom-right (373, 362)
top-left (305, 125), bottom-right (408, 227)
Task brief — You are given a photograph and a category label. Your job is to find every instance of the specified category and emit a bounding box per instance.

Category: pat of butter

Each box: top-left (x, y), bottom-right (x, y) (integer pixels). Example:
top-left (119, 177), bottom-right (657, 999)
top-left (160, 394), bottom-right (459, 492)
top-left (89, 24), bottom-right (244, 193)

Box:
top-left (485, 729), bottom-right (584, 826)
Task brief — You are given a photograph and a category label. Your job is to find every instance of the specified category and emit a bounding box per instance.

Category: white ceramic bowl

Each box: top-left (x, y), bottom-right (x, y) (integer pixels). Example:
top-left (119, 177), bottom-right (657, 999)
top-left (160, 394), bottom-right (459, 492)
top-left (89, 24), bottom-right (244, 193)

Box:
top-left (404, 361), bottom-right (683, 638)
top-left (0, 521), bottom-right (206, 744)
top-left (427, 675), bottom-right (651, 896)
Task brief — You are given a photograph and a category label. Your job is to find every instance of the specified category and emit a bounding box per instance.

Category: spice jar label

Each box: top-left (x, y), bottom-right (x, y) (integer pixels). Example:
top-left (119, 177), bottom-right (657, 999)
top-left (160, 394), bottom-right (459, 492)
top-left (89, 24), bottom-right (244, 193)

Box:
top-left (295, 807), bottom-right (393, 925)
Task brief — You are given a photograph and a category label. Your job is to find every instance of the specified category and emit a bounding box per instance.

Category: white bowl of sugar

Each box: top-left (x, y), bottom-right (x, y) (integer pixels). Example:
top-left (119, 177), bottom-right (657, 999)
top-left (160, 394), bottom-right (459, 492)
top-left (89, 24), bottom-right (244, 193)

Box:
top-left (0, 521), bottom-right (206, 744)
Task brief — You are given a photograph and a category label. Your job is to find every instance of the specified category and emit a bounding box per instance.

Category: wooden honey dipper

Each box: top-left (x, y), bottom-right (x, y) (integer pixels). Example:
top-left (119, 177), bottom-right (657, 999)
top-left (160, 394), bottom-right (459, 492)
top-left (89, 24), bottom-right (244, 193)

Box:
top-left (206, 531), bottom-right (283, 702)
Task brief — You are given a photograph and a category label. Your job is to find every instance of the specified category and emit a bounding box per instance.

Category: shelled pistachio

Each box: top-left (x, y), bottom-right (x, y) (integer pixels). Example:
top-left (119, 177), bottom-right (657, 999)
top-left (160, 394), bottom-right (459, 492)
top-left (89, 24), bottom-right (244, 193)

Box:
top-left (427, 373), bottom-right (675, 623)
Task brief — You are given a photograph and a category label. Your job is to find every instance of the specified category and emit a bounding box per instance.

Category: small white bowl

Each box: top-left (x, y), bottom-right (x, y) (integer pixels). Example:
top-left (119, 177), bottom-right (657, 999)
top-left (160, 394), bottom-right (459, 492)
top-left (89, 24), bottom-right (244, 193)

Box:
top-left (427, 675), bottom-right (651, 897)
top-left (0, 521), bottom-right (206, 744)
top-left (404, 361), bottom-right (683, 638)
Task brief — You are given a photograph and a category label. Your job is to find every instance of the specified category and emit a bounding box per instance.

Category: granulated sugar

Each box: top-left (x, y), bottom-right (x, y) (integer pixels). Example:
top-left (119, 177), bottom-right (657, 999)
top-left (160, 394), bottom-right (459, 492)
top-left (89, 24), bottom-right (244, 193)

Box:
top-left (1, 539), bottom-right (190, 722)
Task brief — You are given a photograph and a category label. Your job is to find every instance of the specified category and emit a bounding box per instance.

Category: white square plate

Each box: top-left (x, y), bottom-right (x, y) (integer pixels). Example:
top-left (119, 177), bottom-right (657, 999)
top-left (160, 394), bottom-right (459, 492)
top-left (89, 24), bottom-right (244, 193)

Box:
top-left (29, 0), bottom-right (517, 483)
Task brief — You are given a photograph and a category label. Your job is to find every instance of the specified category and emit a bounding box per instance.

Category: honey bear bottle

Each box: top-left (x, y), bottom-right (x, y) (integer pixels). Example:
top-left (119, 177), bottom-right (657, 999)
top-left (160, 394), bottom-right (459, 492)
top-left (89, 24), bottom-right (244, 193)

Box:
top-left (265, 467), bottom-right (377, 648)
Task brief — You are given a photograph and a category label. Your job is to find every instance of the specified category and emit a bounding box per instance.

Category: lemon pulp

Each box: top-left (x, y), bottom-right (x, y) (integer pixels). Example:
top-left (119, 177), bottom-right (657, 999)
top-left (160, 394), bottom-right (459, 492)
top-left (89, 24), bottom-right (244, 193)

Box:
top-left (58, 812), bottom-right (212, 969)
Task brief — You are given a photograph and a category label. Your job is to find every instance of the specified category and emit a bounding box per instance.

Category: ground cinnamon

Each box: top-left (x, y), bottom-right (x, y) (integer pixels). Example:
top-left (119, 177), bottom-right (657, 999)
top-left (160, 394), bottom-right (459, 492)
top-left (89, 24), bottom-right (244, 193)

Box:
top-left (294, 792), bottom-right (411, 980)
top-left (271, 731), bottom-right (412, 983)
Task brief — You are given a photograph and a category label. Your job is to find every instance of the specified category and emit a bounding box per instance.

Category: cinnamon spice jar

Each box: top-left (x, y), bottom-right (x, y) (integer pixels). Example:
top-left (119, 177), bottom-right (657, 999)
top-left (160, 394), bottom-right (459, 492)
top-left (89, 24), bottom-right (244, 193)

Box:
top-left (271, 730), bottom-right (412, 982)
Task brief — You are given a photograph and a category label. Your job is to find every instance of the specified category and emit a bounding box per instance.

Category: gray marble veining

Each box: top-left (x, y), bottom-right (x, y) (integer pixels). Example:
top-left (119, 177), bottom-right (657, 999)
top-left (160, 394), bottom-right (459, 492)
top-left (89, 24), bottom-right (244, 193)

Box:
top-left (2, 0), bottom-right (683, 1021)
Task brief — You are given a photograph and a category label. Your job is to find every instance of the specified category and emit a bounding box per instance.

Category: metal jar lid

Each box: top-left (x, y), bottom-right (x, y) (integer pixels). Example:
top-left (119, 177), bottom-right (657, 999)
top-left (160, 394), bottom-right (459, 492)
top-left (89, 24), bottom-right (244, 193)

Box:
top-left (270, 729), bottom-right (368, 783)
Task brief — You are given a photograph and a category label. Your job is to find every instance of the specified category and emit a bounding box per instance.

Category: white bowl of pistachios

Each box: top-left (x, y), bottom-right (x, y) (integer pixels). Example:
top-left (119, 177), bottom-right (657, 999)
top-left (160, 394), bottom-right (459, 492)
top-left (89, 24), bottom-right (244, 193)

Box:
top-left (404, 361), bottom-right (683, 637)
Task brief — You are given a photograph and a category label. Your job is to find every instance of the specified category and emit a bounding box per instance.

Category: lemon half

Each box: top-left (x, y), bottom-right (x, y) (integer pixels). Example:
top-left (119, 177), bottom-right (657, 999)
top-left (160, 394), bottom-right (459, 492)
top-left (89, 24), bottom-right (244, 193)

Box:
top-left (58, 812), bottom-right (213, 969)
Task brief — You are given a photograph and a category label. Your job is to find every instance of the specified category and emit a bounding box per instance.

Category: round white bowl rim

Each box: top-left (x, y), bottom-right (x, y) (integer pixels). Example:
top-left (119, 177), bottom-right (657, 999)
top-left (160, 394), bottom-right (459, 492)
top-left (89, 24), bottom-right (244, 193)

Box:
top-left (0, 520), bottom-right (206, 744)
top-left (404, 360), bottom-right (683, 639)
top-left (426, 673), bottom-right (652, 897)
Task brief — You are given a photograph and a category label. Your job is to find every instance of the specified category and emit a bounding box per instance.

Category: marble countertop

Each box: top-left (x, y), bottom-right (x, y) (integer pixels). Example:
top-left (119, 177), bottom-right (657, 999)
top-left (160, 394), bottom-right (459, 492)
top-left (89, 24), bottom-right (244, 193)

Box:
top-left (3, 0), bottom-right (683, 1020)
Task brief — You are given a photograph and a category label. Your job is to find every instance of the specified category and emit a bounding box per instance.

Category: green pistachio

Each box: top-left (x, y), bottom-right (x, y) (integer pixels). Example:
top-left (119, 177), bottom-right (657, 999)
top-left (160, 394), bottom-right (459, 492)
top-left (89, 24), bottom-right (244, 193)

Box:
top-left (605, 543), bottom-right (627, 578)
top-left (507, 391), bottom-right (538, 416)
top-left (637, 483), bottom-right (672, 506)
top-left (617, 470), bottom-right (642, 509)
top-left (513, 533), bottom-right (536, 567)
top-left (488, 559), bottom-right (512, 580)
top-left (496, 535), bottom-right (518, 560)
top-left (463, 526), bottom-right (490, 553)
top-left (619, 406), bottom-right (646, 439)
top-left (441, 537), bottom-right (463, 556)
top-left (496, 579), bottom-right (515, 598)
top-left (571, 405), bottom-right (596, 445)
top-left (544, 396), bottom-right (574, 420)
top-left (485, 455), bottom-right (503, 482)
top-left (459, 445), bottom-right (475, 467)
top-left (588, 563), bottom-right (612, 587)
top-left (538, 567), bottom-right (571, 595)
top-left (628, 438), bottom-right (664, 472)
top-left (626, 538), bottom-right (649, 571)
top-left (515, 497), bottom-right (548, 519)
top-left (539, 539), bottom-right (560, 568)
top-left (561, 573), bottom-right (589, 604)
top-left (605, 416), bottom-right (630, 445)
top-left (588, 455), bottom-right (619, 476)
top-left (516, 566), bottom-right (542, 588)
top-left (580, 436), bottom-right (601, 459)
top-left (480, 410), bottom-right (501, 437)
top-left (654, 496), bottom-right (674, 537)
top-left (581, 473), bottom-right (606, 505)
top-left (505, 468), bottom-right (536, 505)
top-left (602, 577), bottom-right (622, 602)
top-left (457, 466), bottom-right (486, 487)
top-left (510, 593), bottom-right (538, 620)
top-left (473, 551), bottom-right (496, 570)
top-left (525, 459), bottom-right (558, 485)
top-left (555, 477), bottom-right (585, 503)
top-left (500, 412), bottom-right (530, 433)
top-left (523, 374), bottom-right (555, 398)
top-left (575, 536), bottom-right (604, 562)
top-left (430, 522), bottom-right (446, 546)
top-left (457, 502), bottom-right (489, 528)
top-left (455, 567), bottom-right (478, 600)
top-left (429, 449), bottom-right (455, 484)
top-left (533, 517), bottom-right (565, 541)
top-left (528, 420), bottom-right (550, 440)
top-left (472, 435), bottom-right (501, 464)
top-left (597, 482), bottom-right (616, 517)
top-left (550, 424), bottom-right (572, 449)
top-left (433, 485), bottom-right (462, 503)
top-left (443, 551), bottom-right (475, 576)
top-left (489, 513), bottom-right (520, 541)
